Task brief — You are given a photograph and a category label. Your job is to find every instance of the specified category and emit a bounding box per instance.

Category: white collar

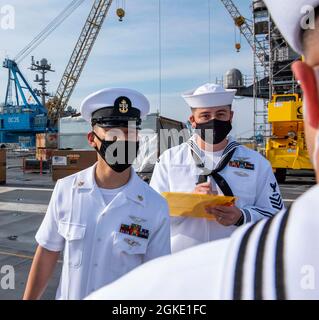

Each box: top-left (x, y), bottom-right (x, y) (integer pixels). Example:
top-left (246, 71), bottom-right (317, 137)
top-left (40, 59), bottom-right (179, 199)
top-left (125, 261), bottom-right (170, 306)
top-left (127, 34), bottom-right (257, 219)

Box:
top-left (188, 134), bottom-right (239, 158)
top-left (72, 163), bottom-right (147, 207)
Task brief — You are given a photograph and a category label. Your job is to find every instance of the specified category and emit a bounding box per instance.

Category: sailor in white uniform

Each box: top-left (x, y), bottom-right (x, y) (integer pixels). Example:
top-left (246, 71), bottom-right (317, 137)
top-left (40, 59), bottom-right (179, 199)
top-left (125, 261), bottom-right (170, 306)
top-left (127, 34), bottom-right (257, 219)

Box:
top-left (86, 0), bottom-right (319, 300)
top-left (150, 83), bottom-right (284, 252)
top-left (23, 88), bottom-right (171, 300)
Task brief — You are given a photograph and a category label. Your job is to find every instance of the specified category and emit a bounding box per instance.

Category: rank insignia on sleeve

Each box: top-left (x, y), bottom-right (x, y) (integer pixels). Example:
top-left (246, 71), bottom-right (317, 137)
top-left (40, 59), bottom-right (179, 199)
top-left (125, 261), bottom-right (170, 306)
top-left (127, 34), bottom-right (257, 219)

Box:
top-left (229, 159), bottom-right (255, 170)
top-left (269, 182), bottom-right (283, 210)
top-left (269, 193), bottom-right (283, 210)
top-left (120, 223), bottom-right (149, 239)
top-left (270, 182), bottom-right (277, 193)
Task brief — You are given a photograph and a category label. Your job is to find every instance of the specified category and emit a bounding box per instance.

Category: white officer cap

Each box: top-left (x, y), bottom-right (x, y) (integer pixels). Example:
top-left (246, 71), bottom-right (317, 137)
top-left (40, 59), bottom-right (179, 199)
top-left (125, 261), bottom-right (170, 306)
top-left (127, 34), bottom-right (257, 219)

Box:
top-left (182, 83), bottom-right (236, 109)
top-left (80, 88), bottom-right (150, 127)
top-left (264, 0), bottom-right (319, 55)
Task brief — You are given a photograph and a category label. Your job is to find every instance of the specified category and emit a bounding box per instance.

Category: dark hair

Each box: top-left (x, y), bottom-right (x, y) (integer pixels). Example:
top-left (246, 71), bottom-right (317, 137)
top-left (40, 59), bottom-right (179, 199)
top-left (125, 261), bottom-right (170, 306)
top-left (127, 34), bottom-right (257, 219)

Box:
top-left (191, 105), bottom-right (232, 112)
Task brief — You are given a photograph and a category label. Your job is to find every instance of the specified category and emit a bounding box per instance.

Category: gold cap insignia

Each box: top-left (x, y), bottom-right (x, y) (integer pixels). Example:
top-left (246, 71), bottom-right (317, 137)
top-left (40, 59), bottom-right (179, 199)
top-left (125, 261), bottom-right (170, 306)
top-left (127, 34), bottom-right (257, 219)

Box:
top-left (119, 99), bottom-right (129, 113)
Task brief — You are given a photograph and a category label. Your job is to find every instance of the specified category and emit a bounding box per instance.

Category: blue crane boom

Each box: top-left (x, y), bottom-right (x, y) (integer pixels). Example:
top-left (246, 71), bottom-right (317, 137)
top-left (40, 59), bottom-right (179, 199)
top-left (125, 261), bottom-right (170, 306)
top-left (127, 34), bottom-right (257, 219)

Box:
top-left (0, 0), bottom-right (115, 147)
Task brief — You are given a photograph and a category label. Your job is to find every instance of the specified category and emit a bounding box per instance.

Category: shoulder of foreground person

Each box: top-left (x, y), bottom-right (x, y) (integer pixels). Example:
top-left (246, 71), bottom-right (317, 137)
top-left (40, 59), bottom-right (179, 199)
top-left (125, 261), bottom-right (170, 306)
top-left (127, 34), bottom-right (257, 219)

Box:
top-left (85, 238), bottom-right (231, 300)
top-left (220, 184), bottom-right (319, 300)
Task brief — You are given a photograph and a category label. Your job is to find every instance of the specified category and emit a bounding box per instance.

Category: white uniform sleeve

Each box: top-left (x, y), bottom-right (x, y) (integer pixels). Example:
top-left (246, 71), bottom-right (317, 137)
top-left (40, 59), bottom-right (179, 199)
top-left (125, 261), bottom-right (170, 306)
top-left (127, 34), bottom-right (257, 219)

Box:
top-left (240, 159), bottom-right (285, 224)
top-left (149, 154), bottom-right (170, 193)
top-left (35, 180), bottom-right (65, 252)
top-left (143, 200), bottom-right (171, 262)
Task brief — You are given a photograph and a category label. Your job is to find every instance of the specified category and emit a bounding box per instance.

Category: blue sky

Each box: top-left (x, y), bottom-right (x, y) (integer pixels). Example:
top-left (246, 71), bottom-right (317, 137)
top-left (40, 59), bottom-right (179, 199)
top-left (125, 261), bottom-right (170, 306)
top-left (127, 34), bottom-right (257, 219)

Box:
top-left (0, 0), bottom-right (255, 136)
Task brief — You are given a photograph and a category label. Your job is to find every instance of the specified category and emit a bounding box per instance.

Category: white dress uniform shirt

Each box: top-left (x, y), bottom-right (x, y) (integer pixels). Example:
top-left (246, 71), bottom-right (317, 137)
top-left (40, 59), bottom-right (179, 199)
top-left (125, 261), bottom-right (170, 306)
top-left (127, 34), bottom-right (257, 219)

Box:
top-left (150, 135), bottom-right (284, 252)
top-left (86, 184), bottom-right (319, 300)
top-left (35, 163), bottom-right (171, 300)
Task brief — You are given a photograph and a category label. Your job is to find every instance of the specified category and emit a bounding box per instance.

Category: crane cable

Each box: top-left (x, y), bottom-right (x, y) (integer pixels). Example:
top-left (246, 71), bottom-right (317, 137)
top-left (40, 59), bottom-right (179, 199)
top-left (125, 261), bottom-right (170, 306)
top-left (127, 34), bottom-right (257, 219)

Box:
top-left (234, 23), bottom-right (242, 52)
top-left (14, 0), bottom-right (85, 63)
top-left (116, 0), bottom-right (126, 10)
top-left (15, 0), bottom-right (85, 62)
top-left (208, 0), bottom-right (212, 83)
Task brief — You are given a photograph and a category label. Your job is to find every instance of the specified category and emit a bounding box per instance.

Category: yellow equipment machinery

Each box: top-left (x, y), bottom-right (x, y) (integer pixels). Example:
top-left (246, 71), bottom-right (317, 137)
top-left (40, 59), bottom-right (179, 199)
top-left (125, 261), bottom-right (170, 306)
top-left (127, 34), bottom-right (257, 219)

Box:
top-left (266, 94), bottom-right (313, 182)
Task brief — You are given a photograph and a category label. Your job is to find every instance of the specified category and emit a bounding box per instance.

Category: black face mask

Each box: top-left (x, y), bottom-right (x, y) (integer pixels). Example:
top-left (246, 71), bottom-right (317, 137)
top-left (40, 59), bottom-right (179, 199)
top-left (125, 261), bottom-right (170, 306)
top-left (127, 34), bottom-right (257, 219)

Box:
top-left (195, 119), bottom-right (232, 145)
top-left (93, 132), bottom-right (139, 173)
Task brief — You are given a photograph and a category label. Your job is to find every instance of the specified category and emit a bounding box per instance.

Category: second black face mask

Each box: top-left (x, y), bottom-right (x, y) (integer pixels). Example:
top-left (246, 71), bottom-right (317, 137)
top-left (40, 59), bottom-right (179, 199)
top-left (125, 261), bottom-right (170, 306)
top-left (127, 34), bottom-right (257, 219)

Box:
top-left (195, 119), bottom-right (232, 145)
top-left (93, 133), bottom-right (139, 173)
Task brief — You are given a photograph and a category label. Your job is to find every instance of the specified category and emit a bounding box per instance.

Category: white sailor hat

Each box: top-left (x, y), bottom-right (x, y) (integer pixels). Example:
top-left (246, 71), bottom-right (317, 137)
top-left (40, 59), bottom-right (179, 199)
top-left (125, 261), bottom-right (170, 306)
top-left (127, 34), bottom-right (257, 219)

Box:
top-left (80, 88), bottom-right (150, 128)
top-left (264, 0), bottom-right (319, 55)
top-left (182, 83), bottom-right (236, 109)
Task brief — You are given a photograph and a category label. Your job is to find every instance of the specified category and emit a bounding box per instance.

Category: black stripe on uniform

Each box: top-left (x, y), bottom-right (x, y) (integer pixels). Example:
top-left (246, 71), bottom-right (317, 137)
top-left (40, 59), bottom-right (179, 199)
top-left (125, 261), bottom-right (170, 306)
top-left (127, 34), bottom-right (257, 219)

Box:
top-left (252, 207), bottom-right (274, 218)
top-left (275, 207), bottom-right (291, 300)
top-left (233, 223), bottom-right (260, 300)
top-left (223, 142), bottom-right (240, 156)
top-left (253, 207), bottom-right (291, 300)
top-left (189, 140), bottom-right (202, 156)
top-left (254, 217), bottom-right (273, 300)
top-left (272, 204), bottom-right (284, 211)
top-left (233, 207), bottom-right (291, 300)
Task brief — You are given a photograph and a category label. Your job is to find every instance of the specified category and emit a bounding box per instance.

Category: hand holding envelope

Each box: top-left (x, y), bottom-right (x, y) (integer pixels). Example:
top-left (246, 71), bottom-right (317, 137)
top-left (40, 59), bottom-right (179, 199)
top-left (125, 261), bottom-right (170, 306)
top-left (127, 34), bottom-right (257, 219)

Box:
top-left (161, 192), bottom-right (236, 221)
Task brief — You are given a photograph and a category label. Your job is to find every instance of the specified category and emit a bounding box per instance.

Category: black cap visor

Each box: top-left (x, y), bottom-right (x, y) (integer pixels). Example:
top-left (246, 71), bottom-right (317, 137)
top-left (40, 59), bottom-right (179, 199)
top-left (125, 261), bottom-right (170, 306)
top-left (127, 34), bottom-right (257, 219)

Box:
top-left (91, 106), bottom-right (141, 128)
